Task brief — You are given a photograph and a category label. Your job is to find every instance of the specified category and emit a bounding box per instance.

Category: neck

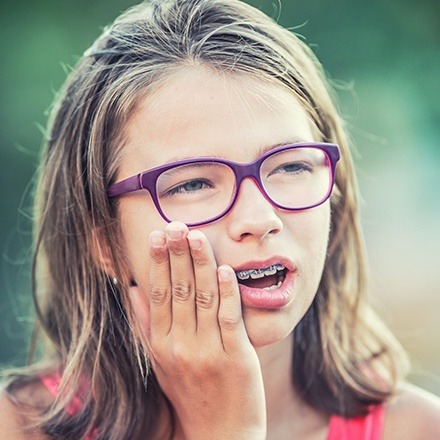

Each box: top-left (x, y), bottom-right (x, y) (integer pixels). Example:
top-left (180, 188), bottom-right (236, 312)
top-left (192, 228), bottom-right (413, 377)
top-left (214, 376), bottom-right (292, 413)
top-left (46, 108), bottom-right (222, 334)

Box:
top-left (256, 333), bottom-right (328, 438)
top-left (256, 333), bottom-right (296, 423)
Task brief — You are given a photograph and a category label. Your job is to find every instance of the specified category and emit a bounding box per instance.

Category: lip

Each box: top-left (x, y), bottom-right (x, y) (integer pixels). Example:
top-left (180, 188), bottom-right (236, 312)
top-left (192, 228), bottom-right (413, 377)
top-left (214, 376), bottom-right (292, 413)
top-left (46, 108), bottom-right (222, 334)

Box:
top-left (232, 256), bottom-right (296, 309)
top-left (233, 256), bottom-right (295, 273)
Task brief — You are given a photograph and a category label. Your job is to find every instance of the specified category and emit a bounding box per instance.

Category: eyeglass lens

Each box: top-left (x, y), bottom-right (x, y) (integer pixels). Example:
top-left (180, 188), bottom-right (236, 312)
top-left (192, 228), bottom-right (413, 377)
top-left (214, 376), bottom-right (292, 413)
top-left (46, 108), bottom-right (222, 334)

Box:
top-left (156, 147), bottom-right (331, 224)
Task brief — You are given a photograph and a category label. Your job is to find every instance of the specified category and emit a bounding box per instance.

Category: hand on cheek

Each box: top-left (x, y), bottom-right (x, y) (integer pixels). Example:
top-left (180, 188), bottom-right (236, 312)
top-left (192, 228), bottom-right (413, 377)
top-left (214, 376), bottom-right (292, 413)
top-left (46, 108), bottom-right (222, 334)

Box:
top-left (130, 221), bottom-right (267, 440)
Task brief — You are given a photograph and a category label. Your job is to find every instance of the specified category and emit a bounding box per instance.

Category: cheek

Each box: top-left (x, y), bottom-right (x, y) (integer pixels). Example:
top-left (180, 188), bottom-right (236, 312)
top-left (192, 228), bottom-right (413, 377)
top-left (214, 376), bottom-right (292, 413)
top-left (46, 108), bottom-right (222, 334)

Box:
top-left (118, 196), bottom-right (167, 287)
top-left (284, 205), bottom-right (331, 330)
top-left (129, 283), bottom-right (152, 340)
top-left (304, 207), bottom-right (331, 259)
top-left (287, 204), bottom-right (331, 286)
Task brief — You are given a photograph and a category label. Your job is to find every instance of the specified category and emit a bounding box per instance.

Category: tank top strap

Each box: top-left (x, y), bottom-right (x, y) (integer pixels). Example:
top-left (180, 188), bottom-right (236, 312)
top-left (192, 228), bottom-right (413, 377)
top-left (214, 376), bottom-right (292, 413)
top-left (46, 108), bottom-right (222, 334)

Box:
top-left (40, 371), bottom-right (85, 416)
top-left (327, 405), bottom-right (385, 440)
top-left (39, 372), bottom-right (98, 440)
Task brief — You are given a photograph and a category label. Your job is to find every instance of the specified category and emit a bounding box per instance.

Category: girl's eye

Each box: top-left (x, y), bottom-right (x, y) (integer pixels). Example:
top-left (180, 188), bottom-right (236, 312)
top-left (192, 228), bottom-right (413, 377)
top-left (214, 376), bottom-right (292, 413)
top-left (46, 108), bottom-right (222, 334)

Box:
top-left (166, 179), bottom-right (213, 196)
top-left (271, 162), bottom-right (313, 175)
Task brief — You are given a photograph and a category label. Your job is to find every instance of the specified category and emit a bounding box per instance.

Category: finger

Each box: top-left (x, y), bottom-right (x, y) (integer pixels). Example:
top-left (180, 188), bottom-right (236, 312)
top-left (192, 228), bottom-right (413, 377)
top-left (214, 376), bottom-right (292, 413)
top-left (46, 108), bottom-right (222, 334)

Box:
top-left (148, 230), bottom-right (172, 337)
top-left (166, 222), bottom-right (196, 334)
top-left (217, 265), bottom-right (249, 354)
top-left (187, 230), bottom-right (220, 338)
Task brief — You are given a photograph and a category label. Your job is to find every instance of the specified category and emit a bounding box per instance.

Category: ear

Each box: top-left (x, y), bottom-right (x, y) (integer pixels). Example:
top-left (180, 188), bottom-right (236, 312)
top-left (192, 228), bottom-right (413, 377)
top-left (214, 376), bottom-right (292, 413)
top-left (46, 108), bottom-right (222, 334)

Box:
top-left (90, 227), bottom-right (116, 277)
top-left (91, 226), bottom-right (136, 286)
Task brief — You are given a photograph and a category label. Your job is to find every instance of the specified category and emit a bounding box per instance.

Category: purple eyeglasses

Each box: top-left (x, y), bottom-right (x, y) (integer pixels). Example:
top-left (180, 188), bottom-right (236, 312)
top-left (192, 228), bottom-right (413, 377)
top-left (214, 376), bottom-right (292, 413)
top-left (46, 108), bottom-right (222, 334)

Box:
top-left (108, 142), bottom-right (340, 226)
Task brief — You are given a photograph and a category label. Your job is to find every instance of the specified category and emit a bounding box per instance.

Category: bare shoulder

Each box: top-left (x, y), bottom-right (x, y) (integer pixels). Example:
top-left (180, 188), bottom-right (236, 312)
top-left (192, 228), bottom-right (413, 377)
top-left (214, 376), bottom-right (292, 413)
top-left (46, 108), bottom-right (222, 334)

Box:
top-left (383, 382), bottom-right (440, 440)
top-left (0, 380), bottom-right (53, 439)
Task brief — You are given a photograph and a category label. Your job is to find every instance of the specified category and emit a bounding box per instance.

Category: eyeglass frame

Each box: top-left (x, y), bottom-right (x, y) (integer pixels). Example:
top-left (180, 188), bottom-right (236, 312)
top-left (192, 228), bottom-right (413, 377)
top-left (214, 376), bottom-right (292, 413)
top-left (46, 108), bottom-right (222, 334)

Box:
top-left (108, 142), bottom-right (340, 227)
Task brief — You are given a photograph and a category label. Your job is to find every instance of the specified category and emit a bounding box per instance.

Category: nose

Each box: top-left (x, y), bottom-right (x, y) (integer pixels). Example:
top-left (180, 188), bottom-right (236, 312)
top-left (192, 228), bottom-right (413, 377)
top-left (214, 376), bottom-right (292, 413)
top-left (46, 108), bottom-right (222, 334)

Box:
top-left (226, 177), bottom-right (283, 242)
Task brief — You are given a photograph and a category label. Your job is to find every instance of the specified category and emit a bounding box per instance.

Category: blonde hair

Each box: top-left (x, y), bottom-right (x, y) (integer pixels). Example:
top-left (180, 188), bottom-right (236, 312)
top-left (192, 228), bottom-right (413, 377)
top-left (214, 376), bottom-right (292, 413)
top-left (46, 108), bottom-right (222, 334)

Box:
top-left (6, 0), bottom-right (408, 438)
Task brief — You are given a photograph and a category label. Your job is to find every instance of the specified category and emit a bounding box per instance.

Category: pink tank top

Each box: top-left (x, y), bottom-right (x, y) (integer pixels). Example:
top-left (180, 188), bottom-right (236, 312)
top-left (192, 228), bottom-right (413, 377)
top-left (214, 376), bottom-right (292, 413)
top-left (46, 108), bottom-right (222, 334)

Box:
top-left (41, 374), bottom-right (384, 439)
top-left (327, 405), bottom-right (385, 439)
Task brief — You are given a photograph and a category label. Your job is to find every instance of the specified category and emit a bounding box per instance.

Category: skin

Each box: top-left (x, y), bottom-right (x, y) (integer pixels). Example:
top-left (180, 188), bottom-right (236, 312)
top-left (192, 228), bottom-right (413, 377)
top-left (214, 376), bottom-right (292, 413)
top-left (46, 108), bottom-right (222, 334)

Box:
top-left (1, 66), bottom-right (440, 439)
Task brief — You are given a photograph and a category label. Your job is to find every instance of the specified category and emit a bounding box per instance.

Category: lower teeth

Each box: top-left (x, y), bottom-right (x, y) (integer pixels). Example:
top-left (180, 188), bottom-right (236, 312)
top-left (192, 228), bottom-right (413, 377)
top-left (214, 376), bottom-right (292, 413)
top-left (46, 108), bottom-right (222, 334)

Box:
top-left (262, 280), bottom-right (283, 291)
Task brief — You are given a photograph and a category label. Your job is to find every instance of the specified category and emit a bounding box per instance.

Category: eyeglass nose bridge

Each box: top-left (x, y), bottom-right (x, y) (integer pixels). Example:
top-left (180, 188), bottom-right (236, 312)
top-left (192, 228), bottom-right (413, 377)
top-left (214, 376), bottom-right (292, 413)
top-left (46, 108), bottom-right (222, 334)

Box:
top-left (233, 160), bottom-right (262, 184)
top-left (227, 160), bottom-right (278, 210)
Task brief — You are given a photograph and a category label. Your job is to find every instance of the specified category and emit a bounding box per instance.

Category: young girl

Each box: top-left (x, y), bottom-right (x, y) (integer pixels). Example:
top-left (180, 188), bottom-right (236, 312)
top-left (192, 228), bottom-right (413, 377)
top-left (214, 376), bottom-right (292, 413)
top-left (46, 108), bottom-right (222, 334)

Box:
top-left (1, 0), bottom-right (439, 438)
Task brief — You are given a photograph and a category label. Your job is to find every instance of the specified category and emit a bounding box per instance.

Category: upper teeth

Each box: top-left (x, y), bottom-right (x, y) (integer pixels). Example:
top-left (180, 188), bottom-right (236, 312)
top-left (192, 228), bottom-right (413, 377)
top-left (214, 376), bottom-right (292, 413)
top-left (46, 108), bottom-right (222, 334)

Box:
top-left (235, 264), bottom-right (285, 280)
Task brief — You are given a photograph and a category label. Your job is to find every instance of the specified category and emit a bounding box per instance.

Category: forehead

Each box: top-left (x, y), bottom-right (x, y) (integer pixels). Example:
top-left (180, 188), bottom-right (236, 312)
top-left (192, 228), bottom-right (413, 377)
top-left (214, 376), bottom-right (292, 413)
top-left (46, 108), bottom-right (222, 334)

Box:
top-left (118, 66), bottom-right (315, 176)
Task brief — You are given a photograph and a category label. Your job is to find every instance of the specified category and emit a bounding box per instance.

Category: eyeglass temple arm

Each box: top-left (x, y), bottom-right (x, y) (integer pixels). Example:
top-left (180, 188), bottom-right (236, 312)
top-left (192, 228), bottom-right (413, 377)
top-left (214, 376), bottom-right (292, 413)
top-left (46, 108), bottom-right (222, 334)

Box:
top-left (108, 174), bottom-right (142, 197)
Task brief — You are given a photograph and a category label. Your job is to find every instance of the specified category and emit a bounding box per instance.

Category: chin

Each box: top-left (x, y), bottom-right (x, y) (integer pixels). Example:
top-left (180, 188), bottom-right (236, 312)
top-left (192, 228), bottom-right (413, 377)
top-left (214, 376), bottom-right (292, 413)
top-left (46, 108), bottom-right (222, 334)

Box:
top-left (243, 310), bottom-right (297, 348)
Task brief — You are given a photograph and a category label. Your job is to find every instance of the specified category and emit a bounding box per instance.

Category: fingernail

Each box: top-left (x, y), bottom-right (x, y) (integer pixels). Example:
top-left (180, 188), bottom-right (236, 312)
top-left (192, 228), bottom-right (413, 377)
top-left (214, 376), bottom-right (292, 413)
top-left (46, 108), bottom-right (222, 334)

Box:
top-left (167, 229), bottom-right (183, 240)
top-left (166, 223), bottom-right (186, 241)
top-left (218, 266), bottom-right (231, 281)
top-left (187, 230), bottom-right (203, 250)
top-left (150, 231), bottom-right (166, 248)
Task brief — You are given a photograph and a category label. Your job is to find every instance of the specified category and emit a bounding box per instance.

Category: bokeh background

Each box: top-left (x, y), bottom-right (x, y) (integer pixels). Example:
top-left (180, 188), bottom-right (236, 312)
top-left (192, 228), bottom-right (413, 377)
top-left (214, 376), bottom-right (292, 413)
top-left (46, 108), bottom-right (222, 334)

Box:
top-left (1, 0), bottom-right (439, 395)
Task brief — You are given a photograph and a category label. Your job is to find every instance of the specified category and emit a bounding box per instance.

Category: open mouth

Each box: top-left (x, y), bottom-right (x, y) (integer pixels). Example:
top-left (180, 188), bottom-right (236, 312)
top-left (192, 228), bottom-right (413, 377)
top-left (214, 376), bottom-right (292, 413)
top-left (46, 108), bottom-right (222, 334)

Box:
top-left (235, 264), bottom-right (287, 290)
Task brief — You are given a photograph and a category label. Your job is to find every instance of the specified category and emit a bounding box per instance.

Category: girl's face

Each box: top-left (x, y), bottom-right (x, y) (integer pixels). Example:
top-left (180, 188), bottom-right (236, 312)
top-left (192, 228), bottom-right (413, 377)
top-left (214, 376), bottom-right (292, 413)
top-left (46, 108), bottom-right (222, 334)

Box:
top-left (117, 67), bottom-right (330, 348)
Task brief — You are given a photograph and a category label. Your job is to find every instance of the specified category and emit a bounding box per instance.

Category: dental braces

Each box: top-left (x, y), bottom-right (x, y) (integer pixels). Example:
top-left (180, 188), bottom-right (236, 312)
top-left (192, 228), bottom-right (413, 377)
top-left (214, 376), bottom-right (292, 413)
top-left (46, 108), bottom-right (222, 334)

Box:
top-left (235, 264), bottom-right (285, 280)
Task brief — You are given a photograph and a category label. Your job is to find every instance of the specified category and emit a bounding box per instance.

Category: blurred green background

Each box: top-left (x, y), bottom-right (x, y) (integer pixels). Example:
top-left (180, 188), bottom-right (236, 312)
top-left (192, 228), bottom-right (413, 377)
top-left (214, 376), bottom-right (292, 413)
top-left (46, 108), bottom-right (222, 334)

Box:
top-left (1, 0), bottom-right (439, 395)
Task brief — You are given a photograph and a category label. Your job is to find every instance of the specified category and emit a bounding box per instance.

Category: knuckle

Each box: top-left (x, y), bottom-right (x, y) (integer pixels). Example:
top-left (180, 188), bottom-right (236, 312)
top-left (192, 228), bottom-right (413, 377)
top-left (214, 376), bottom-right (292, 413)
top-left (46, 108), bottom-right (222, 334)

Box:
top-left (168, 245), bottom-right (187, 258)
top-left (218, 313), bottom-right (241, 330)
top-left (192, 255), bottom-right (210, 269)
top-left (149, 285), bottom-right (169, 306)
top-left (171, 344), bottom-right (190, 366)
top-left (195, 289), bottom-right (215, 309)
top-left (150, 248), bottom-right (168, 264)
top-left (172, 281), bottom-right (192, 301)
top-left (220, 287), bottom-right (235, 299)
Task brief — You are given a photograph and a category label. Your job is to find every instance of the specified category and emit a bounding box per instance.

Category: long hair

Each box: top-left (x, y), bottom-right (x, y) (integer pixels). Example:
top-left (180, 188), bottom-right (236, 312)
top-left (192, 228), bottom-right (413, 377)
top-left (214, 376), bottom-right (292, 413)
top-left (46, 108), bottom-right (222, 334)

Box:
top-left (6, 0), bottom-right (408, 438)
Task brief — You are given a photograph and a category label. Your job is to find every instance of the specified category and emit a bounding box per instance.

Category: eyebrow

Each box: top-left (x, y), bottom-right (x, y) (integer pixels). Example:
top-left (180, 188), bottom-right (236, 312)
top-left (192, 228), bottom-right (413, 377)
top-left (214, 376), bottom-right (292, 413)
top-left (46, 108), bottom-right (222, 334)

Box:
top-left (165, 138), bottom-right (310, 163)
top-left (160, 161), bottom-right (220, 176)
top-left (257, 138), bottom-right (309, 157)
